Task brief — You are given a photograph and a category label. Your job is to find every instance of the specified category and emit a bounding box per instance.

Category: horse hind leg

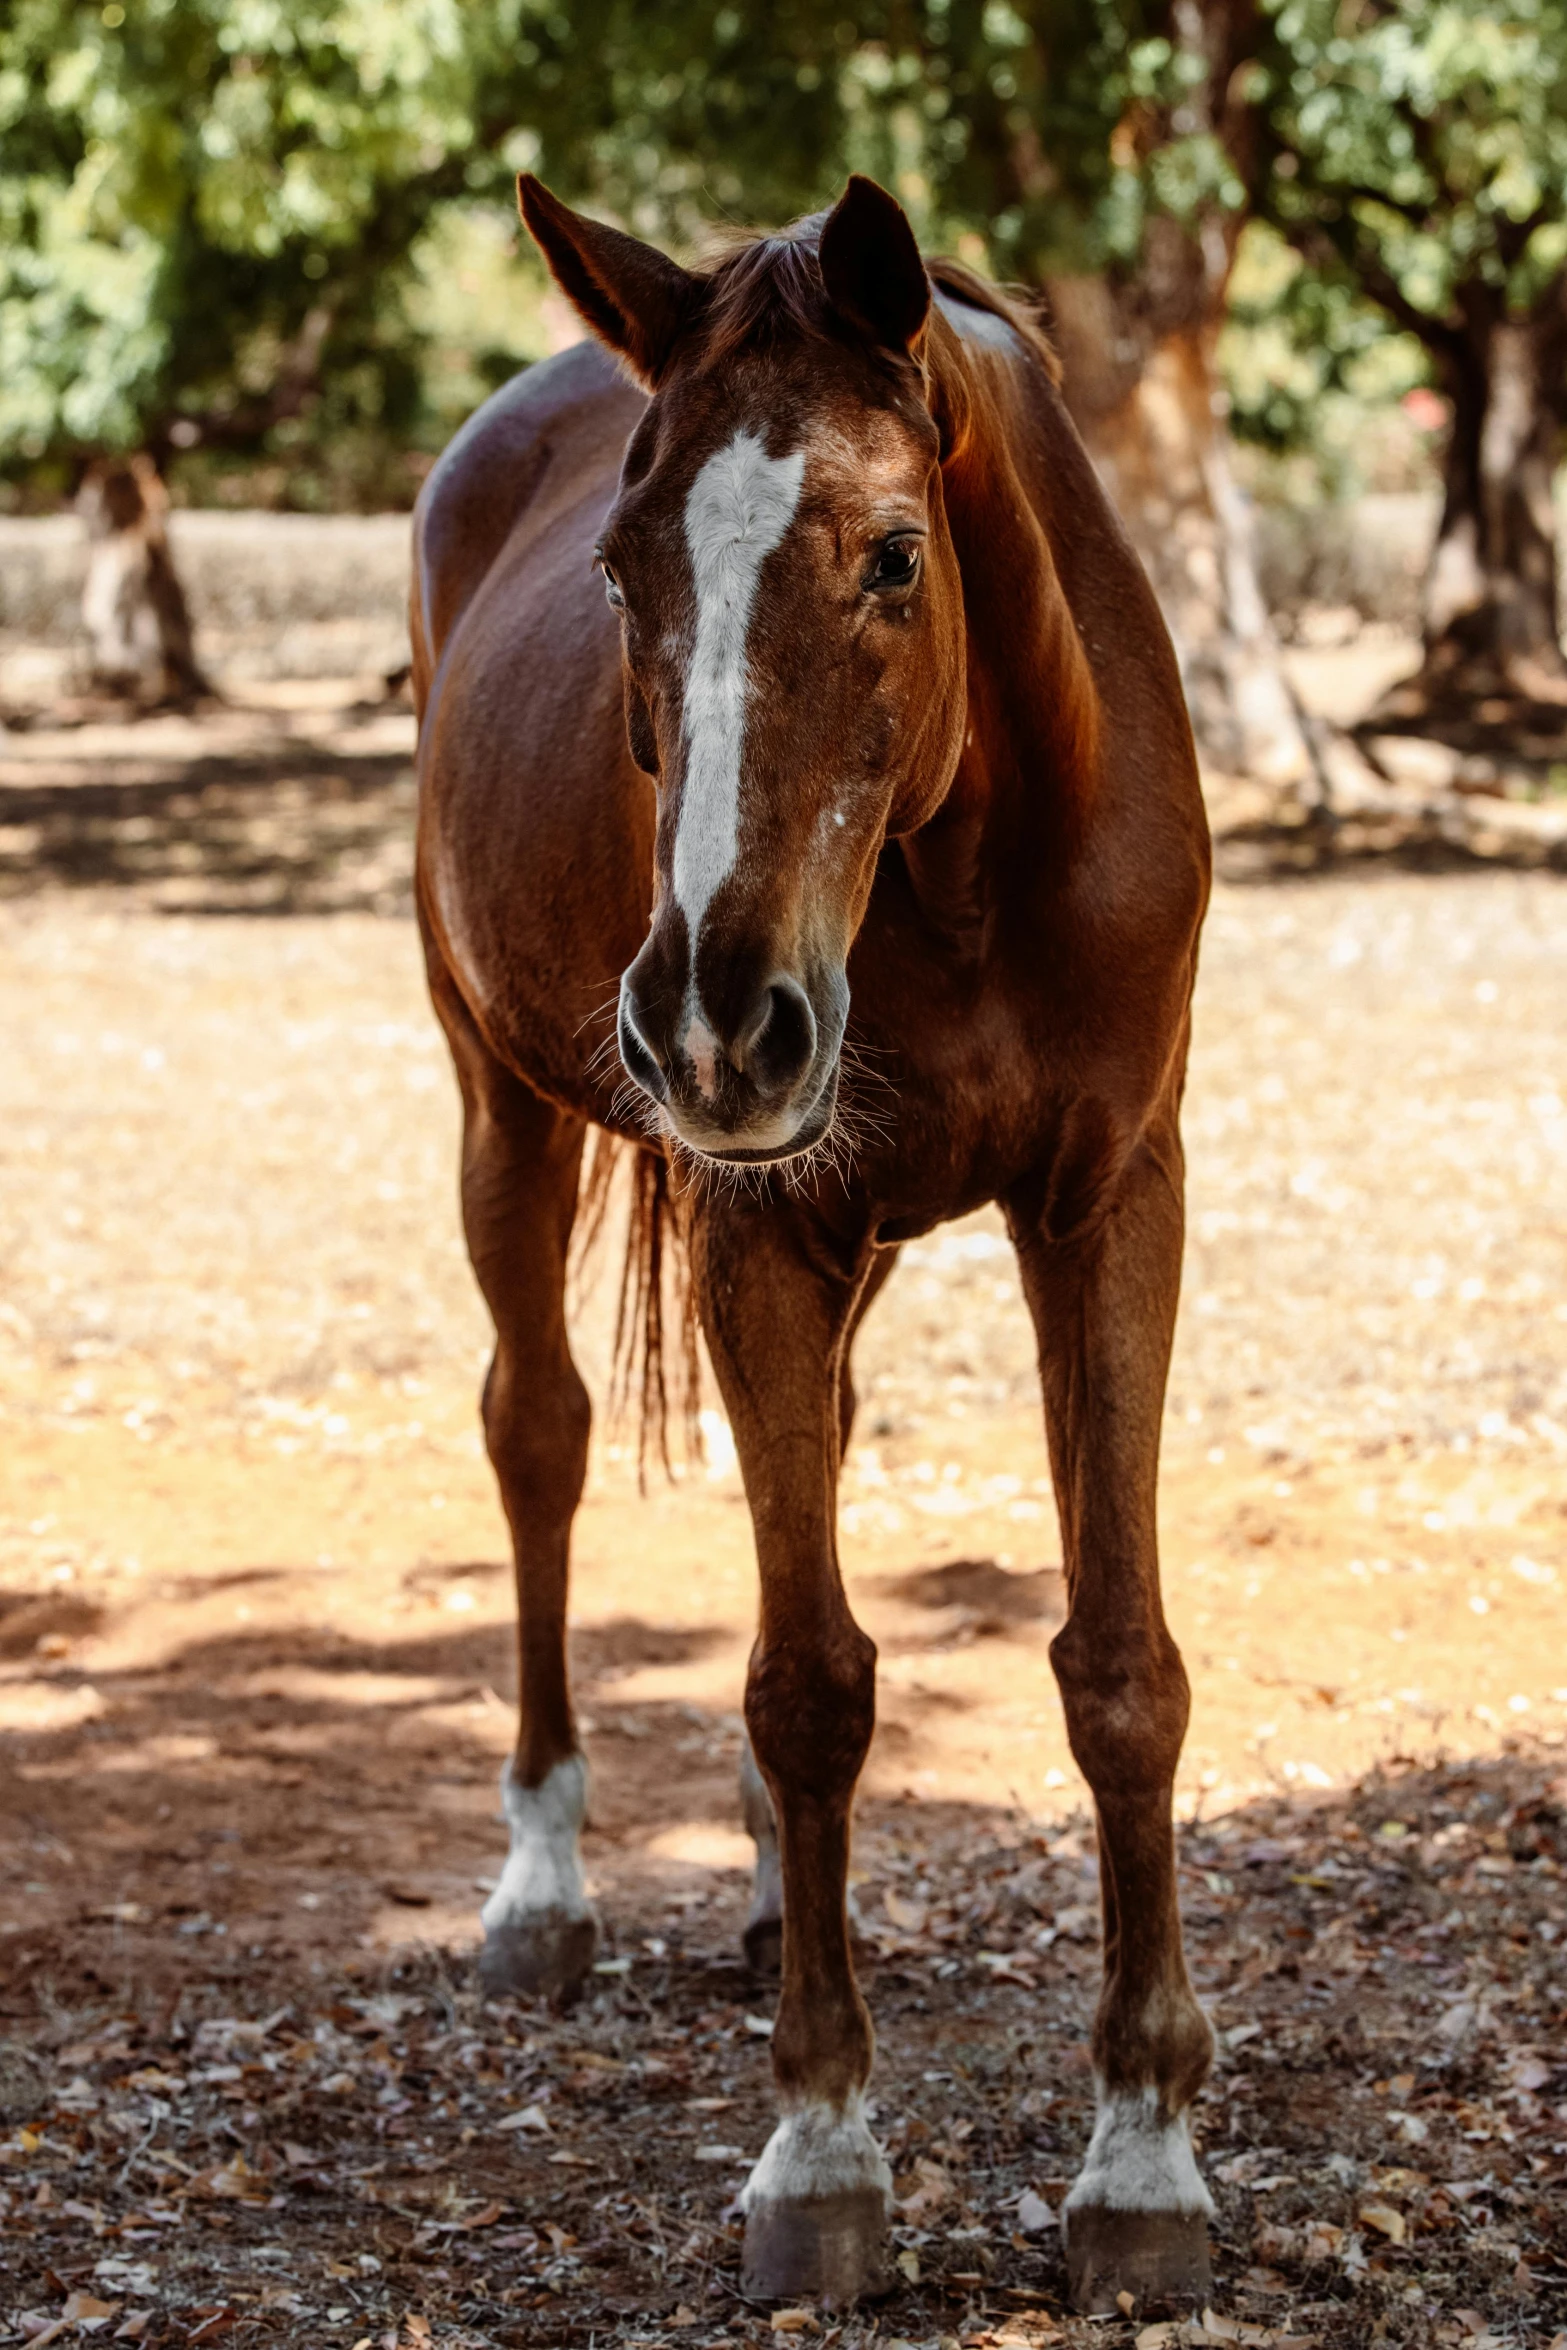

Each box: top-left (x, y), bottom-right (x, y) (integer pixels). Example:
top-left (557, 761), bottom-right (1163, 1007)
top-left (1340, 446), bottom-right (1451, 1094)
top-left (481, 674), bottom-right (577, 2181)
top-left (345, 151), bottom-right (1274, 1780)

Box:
top-left (740, 1737), bottom-right (783, 1975)
top-left (431, 959), bottom-right (596, 2002)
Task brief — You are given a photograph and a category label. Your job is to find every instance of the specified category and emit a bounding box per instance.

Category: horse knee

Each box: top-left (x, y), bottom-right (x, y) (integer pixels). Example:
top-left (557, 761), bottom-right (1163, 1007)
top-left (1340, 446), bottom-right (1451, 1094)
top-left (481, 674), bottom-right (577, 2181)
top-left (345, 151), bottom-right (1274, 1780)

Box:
top-left (746, 1618), bottom-right (876, 1804)
top-left (1049, 1614), bottom-right (1190, 1790)
top-left (481, 1352), bottom-right (591, 1506)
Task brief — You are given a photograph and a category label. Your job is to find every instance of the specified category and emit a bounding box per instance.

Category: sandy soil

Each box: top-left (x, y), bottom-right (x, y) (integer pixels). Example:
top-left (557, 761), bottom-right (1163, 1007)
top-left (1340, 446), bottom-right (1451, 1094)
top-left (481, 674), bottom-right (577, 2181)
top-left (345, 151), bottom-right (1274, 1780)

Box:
top-left (0, 688), bottom-right (1564, 2348)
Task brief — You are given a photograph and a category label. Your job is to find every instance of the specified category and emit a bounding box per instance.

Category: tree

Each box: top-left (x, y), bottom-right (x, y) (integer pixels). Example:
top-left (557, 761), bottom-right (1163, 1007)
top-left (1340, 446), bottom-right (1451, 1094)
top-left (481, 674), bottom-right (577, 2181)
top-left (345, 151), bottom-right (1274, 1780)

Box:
top-left (0, 0), bottom-right (1422, 775)
top-left (77, 454), bottom-right (205, 698)
top-left (0, 0), bottom-right (519, 689)
top-left (933, 0), bottom-right (1321, 792)
top-left (501, 0), bottom-right (1325, 793)
top-left (1257, 0), bottom-right (1567, 721)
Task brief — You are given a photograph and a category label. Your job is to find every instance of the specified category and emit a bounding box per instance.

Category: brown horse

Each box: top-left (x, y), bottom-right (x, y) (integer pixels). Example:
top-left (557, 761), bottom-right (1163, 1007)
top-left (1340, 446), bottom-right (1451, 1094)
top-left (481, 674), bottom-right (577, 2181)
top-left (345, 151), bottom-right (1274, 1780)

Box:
top-left (410, 172), bottom-right (1214, 2316)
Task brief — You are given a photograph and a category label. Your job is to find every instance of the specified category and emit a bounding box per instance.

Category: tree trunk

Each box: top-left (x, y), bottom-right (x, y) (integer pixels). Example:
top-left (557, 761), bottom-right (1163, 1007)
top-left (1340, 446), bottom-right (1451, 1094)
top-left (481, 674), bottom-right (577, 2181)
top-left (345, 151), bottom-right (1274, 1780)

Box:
top-left (77, 455), bottom-right (207, 703)
top-left (1047, 272), bottom-right (1324, 800)
top-left (1420, 317), bottom-right (1565, 699)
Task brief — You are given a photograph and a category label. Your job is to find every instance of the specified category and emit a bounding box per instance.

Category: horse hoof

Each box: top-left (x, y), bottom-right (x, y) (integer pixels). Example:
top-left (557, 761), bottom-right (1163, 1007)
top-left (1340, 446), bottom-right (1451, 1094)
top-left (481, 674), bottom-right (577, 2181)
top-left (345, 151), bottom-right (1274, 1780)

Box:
top-left (741, 2187), bottom-right (890, 2306)
top-left (1063, 2204), bottom-right (1212, 2315)
top-left (742, 1910), bottom-right (782, 1977)
top-left (478, 1909), bottom-right (597, 2004)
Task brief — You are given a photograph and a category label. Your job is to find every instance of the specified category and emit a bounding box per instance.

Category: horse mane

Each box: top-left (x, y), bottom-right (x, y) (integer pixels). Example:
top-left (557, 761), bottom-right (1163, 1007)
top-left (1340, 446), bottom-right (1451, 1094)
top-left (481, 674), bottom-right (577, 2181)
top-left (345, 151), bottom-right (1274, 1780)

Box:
top-left (924, 257), bottom-right (1063, 387)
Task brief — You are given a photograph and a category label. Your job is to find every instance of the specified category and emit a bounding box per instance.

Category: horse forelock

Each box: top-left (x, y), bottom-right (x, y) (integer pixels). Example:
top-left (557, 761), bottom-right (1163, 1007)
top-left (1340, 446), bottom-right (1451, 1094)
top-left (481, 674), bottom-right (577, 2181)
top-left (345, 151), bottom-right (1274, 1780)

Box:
top-left (685, 221), bottom-right (841, 371)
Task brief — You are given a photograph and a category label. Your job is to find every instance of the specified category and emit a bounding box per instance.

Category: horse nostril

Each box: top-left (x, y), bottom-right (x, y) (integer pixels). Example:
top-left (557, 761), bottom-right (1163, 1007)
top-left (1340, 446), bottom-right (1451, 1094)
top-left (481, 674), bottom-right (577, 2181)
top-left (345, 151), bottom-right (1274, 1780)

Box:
top-left (737, 978), bottom-right (817, 1095)
top-left (617, 987), bottom-right (669, 1102)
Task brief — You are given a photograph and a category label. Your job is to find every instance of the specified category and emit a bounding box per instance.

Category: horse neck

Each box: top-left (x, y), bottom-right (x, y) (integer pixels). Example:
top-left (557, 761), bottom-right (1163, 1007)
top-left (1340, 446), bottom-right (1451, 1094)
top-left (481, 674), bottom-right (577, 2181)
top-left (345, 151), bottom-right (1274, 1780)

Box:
top-left (915, 322), bottom-right (1103, 906)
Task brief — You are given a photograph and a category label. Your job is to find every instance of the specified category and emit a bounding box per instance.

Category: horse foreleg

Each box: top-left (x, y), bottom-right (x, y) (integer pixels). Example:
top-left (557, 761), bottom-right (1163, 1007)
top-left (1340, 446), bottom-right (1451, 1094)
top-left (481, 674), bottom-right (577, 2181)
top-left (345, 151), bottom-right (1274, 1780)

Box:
top-left (697, 1205), bottom-right (889, 2305)
top-left (1011, 1118), bottom-right (1215, 2315)
top-left (433, 960), bottom-right (595, 2003)
top-left (735, 1241), bottom-right (897, 1983)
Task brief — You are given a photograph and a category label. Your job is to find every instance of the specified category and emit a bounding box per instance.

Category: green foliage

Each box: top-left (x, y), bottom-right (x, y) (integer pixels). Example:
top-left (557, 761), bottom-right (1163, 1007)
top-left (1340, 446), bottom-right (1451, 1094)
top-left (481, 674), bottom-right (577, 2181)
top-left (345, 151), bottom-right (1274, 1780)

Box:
top-left (1220, 219), bottom-right (1434, 496)
top-left (1255, 0), bottom-right (1567, 345)
top-left (0, 0), bottom-right (1262, 505)
top-left (7, 0), bottom-right (1543, 509)
top-left (0, 0), bottom-right (536, 500)
top-left (522, 0), bottom-right (1251, 285)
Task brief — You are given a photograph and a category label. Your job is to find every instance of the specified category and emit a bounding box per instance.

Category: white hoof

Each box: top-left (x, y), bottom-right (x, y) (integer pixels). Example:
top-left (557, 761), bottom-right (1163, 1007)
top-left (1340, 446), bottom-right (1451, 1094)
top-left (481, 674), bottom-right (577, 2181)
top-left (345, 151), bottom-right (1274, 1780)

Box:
top-left (740, 2096), bottom-right (892, 2303)
top-left (741, 2094), bottom-right (892, 2215)
top-left (478, 1755), bottom-right (596, 2001)
top-left (1066, 2082), bottom-right (1214, 2220)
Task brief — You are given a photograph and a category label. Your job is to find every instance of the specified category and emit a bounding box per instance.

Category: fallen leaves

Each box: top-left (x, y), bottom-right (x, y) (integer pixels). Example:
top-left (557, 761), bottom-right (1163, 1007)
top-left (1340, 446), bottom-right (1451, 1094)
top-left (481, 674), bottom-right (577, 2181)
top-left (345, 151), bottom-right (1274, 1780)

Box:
top-left (897, 2156), bottom-right (955, 2218)
top-left (188, 2157), bottom-right (267, 2205)
top-left (493, 2102), bottom-right (552, 2134)
top-left (2, 1755), bottom-right (1565, 2350)
top-left (184, 2312), bottom-right (237, 2344)
top-left (1136, 2315), bottom-right (1317, 2349)
top-left (1015, 2186), bottom-right (1056, 2236)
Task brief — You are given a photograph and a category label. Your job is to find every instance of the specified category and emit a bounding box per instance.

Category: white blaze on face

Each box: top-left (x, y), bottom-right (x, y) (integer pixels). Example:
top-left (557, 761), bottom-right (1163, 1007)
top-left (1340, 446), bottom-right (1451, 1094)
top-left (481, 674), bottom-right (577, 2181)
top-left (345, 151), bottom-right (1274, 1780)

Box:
top-left (675, 430), bottom-right (807, 948)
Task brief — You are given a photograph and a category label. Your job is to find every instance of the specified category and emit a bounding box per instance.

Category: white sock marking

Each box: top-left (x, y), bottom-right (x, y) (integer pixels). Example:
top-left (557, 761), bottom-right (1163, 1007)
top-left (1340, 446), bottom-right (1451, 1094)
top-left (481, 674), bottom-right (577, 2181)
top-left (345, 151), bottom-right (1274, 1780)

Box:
top-left (1065, 2081), bottom-right (1214, 2218)
top-left (676, 431), bottom-right (807, 946)
top-left (481, 1755), bottom-right (591, 1934)
top-left (741, 2089), bottom-right (892, 2210)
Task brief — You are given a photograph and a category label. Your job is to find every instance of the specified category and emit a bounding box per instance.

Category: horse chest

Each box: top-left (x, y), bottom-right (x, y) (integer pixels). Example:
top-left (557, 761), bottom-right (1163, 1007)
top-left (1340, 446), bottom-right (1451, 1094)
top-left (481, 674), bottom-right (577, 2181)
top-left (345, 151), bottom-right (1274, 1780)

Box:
top-left (851, 974), bottom-right (1116, 1234)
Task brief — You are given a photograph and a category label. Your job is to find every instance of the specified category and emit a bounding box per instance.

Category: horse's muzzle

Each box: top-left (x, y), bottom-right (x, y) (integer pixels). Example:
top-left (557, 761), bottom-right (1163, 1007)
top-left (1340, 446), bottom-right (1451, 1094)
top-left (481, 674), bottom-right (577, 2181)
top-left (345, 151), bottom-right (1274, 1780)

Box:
top-left (617, 965), bottom-right (844, 1163)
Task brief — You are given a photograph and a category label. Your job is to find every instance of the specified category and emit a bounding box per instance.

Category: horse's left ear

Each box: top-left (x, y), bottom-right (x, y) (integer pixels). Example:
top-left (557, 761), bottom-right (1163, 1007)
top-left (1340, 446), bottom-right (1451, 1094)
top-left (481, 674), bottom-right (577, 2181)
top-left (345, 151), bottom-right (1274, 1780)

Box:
top-left (518, 174), bottom-right (697, 386)
top-left (818, 176), bottom-right (930, 355)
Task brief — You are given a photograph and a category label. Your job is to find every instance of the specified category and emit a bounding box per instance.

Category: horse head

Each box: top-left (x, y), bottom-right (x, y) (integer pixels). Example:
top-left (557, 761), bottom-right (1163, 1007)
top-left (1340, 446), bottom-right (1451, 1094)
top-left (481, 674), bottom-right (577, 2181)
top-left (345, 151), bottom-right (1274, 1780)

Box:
top-left (519, 173), bottom-right (968, 1166)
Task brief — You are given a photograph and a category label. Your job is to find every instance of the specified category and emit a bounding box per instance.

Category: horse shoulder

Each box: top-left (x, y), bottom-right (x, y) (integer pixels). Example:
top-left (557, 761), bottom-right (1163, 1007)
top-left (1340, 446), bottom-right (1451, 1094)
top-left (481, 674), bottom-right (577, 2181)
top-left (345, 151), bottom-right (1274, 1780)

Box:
top-left (410, 341), bottom-right (643, 688)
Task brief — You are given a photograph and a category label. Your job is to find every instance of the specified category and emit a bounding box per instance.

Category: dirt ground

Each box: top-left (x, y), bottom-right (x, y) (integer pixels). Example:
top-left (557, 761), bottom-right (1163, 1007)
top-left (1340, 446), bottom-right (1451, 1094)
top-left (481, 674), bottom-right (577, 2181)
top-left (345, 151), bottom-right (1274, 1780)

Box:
top-left (1, 682), bottom-right (1565, 2350)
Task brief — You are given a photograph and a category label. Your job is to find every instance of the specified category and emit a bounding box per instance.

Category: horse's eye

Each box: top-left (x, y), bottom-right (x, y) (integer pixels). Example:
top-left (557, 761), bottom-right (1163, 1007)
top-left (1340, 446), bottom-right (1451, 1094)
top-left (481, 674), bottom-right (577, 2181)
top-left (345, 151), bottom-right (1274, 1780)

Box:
top-left (596, 554), bottom-right (625, 611)
top-left (867, 536), bottom-right (921, 593)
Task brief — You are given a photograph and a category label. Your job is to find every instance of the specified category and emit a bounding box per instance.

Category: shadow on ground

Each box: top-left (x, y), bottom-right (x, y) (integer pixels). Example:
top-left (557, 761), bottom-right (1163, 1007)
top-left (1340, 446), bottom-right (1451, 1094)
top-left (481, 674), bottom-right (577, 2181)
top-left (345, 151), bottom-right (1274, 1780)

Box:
top-left (1, 1587), bottom-right (1564, 2346)
top-left (1215, 804), bottom-right (1567, 884)
top-left (6, 691), bottom-right (1567, 919)
top-left (0, 703), bottom-right (415, 912)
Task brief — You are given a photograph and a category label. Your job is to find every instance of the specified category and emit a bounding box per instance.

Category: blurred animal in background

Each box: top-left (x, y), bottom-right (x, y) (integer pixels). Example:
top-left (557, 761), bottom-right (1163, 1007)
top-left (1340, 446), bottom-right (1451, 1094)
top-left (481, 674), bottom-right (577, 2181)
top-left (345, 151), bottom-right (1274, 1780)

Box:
top-left (411, 171), bottom-right (1214, 2318)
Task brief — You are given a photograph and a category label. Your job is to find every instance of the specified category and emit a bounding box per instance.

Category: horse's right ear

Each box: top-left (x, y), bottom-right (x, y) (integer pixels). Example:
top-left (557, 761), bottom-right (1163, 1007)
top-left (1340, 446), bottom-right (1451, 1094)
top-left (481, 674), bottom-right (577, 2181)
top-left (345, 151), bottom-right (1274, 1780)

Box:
top-left (517, 176), bottom-right (697, 387)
